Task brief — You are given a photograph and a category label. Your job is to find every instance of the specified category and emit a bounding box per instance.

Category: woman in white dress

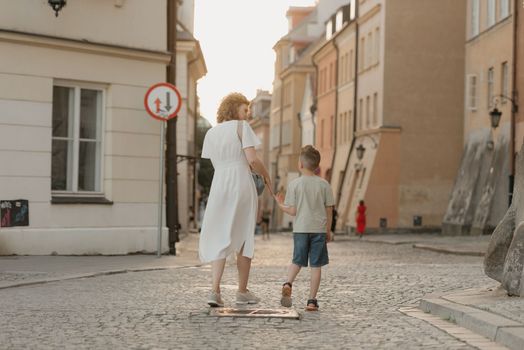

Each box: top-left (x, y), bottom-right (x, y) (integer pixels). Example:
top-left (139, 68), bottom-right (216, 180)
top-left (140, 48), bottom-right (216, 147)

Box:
top-left (199, 92), bottom-right (271, 307)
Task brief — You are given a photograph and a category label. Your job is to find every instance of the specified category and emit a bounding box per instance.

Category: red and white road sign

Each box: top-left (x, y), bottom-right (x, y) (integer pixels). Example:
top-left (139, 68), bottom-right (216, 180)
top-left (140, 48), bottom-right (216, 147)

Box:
top-left (144, 82), bottom-right (182, 121)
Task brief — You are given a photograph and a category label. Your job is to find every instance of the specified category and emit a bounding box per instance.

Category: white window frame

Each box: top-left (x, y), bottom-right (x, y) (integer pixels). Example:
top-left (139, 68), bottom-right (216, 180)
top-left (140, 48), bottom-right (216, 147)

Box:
top-left (467, 74), bottom-right (478, 111)
top-left (501, 62), bottom-right (509, 102)
top-left (487, 67), bottom-right (495, 108)
top-left (470, 0), bottom-right (480, 37)
top-left (500, 0), bottom-right (510, 20)
top-left (487, 0), bottom-right (496, 27)
top-left (374, 27), bottom-right (380, 64)
top-left (52, 81), bottom-right (106, 196)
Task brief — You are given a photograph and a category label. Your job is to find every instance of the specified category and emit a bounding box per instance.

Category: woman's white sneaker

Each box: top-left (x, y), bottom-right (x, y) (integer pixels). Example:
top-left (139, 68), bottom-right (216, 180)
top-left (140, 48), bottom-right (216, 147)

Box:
top-left (236, 290), bottom-right (260, 305)
top-left (207, 292), bottom-right (224, 307)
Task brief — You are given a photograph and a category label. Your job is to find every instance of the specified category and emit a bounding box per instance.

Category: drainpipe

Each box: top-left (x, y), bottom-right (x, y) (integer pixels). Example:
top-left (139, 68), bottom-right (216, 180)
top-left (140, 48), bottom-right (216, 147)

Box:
top-left (311, 64), bottom-right (319, 144)
top-left (509, 0), bottom-right (519, 206)
top-left (188, 55), bottom-right (200, 230)
top-left (166, 0), bottom-right (179, 255)
top-left (336, 2), bottom-right (359, 208)
top-left (329, 40), bottom-right (340, 182)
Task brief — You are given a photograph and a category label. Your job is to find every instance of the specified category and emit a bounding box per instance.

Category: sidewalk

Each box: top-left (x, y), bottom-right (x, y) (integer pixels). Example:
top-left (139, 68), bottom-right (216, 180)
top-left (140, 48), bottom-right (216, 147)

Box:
top-left (340, 233), bottom-right (524, 349)
top-left (341, 232), bottom-right (490, 256)
top-left (0, 232), bottom-right (201, 290)
top-left (420, 287), bottom-right (524, 350)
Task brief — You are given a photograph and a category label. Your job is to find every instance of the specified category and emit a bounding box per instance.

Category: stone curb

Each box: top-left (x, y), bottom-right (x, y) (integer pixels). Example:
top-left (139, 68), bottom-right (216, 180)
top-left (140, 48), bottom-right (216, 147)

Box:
top-left (420, 297), bottom-right (524, 350)
top-left (0, 263), bottom-right (203, 291)
top-left (412, 244), bottom-right (485, 257)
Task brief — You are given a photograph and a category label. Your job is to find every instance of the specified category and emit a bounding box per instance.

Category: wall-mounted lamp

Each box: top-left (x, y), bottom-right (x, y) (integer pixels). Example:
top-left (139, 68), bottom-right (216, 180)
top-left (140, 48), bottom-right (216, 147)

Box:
top-left (48, 0), bottom-right (66, 17)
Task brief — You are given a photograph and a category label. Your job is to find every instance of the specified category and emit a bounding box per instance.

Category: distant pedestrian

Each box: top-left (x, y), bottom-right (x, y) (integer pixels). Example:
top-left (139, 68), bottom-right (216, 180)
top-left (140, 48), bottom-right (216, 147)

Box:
top-left (275, 145), bottom-right (334, 311)
top-left (331, 207), bottom-right (338, 241)
top-left (198, 92), bottom-right (272, 308)
top-left (356, 200), bottom-right (366, 237)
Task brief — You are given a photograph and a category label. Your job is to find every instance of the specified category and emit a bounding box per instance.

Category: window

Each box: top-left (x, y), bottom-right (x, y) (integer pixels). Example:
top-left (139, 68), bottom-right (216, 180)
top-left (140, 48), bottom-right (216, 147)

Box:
top-left (283, 82), bottom-right (292, 106)
top-left (487, 0), bottom-right (495, 27)
top-left (340, 55), bottom-right (345, 84)
top-left (359, 98), bottom-right (363, 130)
top-left (467, 75), bottom-right (478, 110)
top-left (349, 50), bottom-right (354, 81)
top-left (373, 93), bottom-right (378, 126)
top-left (500, 0), bottom-right (510, 19)
top-left (487, 67), bottom-right (495, 108)
top-left (52, 84), bottom-right (104, 193)
top-left (336, 10), bottom-right (344, 31)
top-left (366, 32), bottom-right (372, 67)
top-left (320, 120), bottom-right (325, 147)
top-left (329, 63), bottom-right (333, 89)
top-left (366, 96), bottom-right (370, 128)
top-left (330, 115), bottom-right (334, 146)
top-left (360, 37), bottom-right (365, 71)
top-left (326, 21), bottom-right (333, 40)
top-left (270, 125), bottom-right (280, 149)
top-left (348, 111), bottom-right (352, 142)
top-left (282, 121), bottom-right (292, 145)
top-left (471, 0), bottom-right (480, 37)
top-left (501, 62), bottom-right (509, 102)
top-left (374, 27), bottom-right (380, 64)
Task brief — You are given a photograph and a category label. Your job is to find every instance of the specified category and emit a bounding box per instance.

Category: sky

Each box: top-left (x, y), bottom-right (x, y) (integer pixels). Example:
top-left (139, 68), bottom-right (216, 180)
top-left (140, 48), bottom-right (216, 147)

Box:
top-left (194, 0), bottom-right (316, 125)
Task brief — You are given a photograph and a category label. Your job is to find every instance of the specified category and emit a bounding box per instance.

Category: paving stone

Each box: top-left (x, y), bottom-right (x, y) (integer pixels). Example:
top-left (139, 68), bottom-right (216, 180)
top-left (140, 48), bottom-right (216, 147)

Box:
top-left (0, 235), bottom-right (491, 349)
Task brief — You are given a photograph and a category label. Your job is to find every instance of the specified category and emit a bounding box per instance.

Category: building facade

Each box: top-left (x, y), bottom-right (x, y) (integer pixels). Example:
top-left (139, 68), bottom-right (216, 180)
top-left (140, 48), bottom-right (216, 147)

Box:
top-left (0, 0), bottom-right (205, 254)
top-left (249, 90), bottom-right (272, 213)
top-left (175, 0), bottom-right (207, 234)
top-left (336, 0), bottom-right (467, 232)
top-left (270, 0), bottom-right (348, 229)
top-left (443, 0), bottom-right (514, 235)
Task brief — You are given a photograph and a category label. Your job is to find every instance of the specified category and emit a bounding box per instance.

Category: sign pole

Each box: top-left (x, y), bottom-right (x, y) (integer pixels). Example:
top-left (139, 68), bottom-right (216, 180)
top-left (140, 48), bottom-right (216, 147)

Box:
top-left (157, 121), bottom-right (166, 258)
top-left (144, 82), bottom-right (182, 257)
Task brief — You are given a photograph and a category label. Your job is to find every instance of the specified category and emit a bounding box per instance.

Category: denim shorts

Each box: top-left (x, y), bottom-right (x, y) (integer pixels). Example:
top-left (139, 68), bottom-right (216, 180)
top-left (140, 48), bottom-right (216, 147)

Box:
top-left (292, 233), bottom-right (329, 267)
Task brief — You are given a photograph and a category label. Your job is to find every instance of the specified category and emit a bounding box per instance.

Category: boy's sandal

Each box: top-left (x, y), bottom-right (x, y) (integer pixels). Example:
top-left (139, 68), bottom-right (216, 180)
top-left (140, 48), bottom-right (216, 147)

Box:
top-left (305, 298), bottom-right (319, 311)
top-left (280, 282), bottom-right (292, 307)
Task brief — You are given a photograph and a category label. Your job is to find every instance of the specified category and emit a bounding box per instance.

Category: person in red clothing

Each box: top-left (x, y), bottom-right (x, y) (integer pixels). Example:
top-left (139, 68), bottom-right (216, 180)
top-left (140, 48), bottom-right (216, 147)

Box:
top-left (356, 200), bottom-right (366, 237)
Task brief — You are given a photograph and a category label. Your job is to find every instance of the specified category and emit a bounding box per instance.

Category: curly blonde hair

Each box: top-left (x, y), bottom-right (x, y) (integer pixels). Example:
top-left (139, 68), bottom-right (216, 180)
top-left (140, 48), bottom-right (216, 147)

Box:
top-left (216, 92), bottom-right (250, 123)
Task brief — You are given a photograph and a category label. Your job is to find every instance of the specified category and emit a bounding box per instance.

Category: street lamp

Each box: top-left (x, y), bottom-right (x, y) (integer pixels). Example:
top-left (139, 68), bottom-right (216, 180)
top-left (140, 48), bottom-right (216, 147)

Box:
top-left (355, 135), bottom-right (378, 160)
top-left (489, 107), bottom-right (502, 129)
top-left (356, 144), bottom-right (365, 160)
top-left (48, 0), bottom-right (66, 17)
top-left (488, 94), bottom-right (519, 207)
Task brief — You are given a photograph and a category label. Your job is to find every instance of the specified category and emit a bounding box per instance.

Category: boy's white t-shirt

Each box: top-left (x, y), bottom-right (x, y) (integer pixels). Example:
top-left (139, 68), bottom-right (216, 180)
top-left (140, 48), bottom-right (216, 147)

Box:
top-left (284, 175), bottom-right (335, 233)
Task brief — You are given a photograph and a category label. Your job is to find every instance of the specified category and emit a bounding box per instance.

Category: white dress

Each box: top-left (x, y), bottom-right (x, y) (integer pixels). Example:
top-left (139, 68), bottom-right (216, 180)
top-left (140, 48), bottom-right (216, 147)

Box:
top-left (199, 120), bottom-right (261, 263)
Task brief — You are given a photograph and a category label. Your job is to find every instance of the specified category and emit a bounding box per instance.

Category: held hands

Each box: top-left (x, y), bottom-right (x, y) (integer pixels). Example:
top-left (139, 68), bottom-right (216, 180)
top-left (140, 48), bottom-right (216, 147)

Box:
top-left (274, 191), bottom-right (285, 206)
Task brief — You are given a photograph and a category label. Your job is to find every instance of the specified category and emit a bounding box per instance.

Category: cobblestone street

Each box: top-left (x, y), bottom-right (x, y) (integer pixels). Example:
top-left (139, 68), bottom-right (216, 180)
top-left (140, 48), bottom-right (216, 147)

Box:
top-left (0, 234), bottom-right (496, 349)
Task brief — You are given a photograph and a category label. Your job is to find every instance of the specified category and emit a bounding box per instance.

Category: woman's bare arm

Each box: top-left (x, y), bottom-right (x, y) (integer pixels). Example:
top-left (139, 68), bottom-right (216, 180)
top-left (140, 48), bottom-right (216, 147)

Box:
top-left (243, 147), bottom-right (271, 188)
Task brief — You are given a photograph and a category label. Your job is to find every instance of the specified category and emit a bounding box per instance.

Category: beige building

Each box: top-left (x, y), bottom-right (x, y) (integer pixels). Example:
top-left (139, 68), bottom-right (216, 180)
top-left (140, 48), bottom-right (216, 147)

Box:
top-left (517, 1), bottom-right (524, 152)
top-left (0, 0), bottom-right (205, 254)
top-left (249, 90), bottom-right (272, 212)
top-left (175, 1), bottom-right (207, 234)
top-left (270, 0), bottom-right (348, 229)
top-left (336, 0), bottom-right (467, 232)
top-left (443, 0), bottom-right (515, 235)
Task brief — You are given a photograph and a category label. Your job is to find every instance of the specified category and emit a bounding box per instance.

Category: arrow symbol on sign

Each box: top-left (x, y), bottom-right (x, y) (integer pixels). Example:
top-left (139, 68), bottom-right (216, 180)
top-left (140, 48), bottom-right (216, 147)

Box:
top-left (154, 98), bottom-right (161, 113)
top-left (165, 92), bottom-right (172, 112)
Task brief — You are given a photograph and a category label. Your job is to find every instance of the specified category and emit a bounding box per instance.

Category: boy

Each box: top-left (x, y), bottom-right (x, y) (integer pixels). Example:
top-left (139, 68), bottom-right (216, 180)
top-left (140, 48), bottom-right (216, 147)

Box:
top-left (275, 145), bottom-right (334, 311)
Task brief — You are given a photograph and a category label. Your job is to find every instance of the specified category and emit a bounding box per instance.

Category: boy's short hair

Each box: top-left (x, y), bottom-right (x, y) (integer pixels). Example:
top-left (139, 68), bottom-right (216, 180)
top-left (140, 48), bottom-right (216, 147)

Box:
top-left (300, 145), bottom-right (321, 171)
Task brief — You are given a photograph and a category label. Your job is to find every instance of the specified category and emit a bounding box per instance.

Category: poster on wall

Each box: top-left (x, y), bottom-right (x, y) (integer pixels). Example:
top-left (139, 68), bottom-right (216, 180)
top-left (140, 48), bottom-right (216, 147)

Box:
top-left (0, 200), bottom-right (29, 227)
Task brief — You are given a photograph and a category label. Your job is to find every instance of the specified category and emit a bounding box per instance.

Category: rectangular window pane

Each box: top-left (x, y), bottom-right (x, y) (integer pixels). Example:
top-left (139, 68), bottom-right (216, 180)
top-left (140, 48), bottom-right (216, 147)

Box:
top-left (502, 62), bottom-right (509, 100)
top-left (78, 141), bottom-right (99, 191)
top-left (80, 89), bottom-right (102, 140)
top-left (488, 68), bottom-right (494, 108)
top-left (471, 0), bottom-right (480, 37)
top-left (500, 0), bottom-right (509, 19)
top-left (52, 139), bottom-right (73, 191)
top-left (52, 86), bottom-right (74, 138)
top-left (487, 0), bottom-right (495, 27)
